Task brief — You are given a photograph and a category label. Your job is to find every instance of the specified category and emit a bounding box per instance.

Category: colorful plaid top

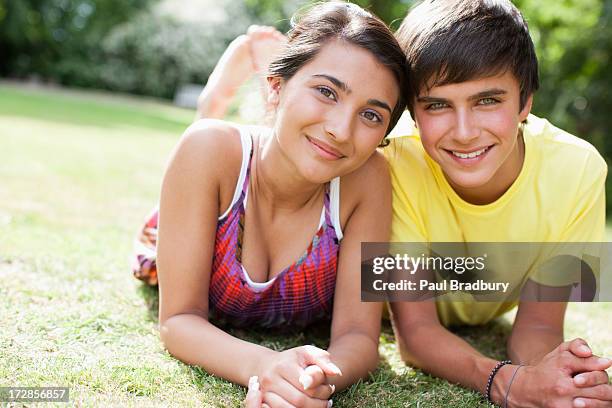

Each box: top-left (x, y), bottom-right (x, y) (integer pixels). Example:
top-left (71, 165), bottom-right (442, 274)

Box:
top-left (209, 129), bottom-right (342, 328)
top-left (132, 127), bottom-right (343, 329)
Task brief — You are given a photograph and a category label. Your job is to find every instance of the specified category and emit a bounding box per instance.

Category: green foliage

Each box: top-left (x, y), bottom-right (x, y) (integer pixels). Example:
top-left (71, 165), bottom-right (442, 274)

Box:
top-left (0, 0), bottom-right (152, 80)
top-left (0, 0), bottom-right (255, 98)
top-left (242, 0), bottom-right (412, 30)
top-left (99, 13), bottom-right (236, 98)
top-left (514, 0), bottom-right (612, 213)
top-left (352, 0), bottom-right (411, 29)
top-left (243, 0), bottom-right (303, 31)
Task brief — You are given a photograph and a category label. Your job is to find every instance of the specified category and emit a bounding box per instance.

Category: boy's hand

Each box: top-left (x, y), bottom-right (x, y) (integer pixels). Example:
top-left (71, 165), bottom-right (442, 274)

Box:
top-left (505, 339), bottom-right (612, 408)
top-left (567, 338), bottom-right (594, 357)
top-left (254, 345), bottom-right (340, 407)
top-left (566, 338), bottom-right (612, 408)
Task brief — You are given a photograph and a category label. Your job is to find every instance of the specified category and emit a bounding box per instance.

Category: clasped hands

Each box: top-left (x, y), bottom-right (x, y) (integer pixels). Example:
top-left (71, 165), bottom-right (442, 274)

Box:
top-left (242, 338), bottom-right (611, 407)
top-left (504, 338), bottom-right (612, 408)
top-left (244, 345), bottom-right (341, 408)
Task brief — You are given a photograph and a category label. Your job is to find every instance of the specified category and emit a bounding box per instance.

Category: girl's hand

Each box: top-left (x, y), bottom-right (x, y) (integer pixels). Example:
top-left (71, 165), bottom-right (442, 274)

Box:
top-left (299, 365), bottom-right (336, 399)
top-left (245, 376), bottom-right (263, 408)
top-left (256, 345), bottom-right (341, 407)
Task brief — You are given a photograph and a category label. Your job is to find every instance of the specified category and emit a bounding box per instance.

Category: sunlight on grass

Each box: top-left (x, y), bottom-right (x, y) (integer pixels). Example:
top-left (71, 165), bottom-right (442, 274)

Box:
top-left (0, 83), bottom-right (194, 133)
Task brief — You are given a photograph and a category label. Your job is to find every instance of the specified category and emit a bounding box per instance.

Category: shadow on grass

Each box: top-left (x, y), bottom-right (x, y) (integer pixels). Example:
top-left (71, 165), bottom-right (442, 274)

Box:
top-left (136, 281), bottom-right (332, 348)
top-left (136, 283), bottom-right (512, 407)
top-left (137, 283), bottom-right (160, 323)
top-left (451, 318), bottom-right (513, 360)
top-left (333, 319), bottom-right (512, 407)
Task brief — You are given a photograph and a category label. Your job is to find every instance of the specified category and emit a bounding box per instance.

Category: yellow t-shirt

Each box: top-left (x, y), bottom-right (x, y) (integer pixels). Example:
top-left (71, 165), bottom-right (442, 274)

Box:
top-left (385, 113), bottom-right (607, 326)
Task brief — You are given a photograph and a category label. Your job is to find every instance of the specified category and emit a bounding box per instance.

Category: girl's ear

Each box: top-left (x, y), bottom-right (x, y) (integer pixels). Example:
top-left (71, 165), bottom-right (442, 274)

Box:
top-left (267, 76), bottom-right (282, 108)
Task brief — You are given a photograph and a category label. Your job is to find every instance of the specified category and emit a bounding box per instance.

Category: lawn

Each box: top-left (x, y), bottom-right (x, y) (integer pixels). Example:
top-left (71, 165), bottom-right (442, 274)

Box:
top-left (0, 82), bottom-right (610, 407)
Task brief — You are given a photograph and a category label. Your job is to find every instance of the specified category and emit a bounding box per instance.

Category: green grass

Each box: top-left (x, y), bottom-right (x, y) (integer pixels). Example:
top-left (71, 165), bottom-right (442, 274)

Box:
top-left (0, 83), bottom-right (610, 407)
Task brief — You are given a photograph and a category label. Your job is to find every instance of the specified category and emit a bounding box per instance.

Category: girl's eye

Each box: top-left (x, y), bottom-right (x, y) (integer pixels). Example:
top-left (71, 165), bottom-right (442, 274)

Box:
top-left (426, 102), bottom-right (448, 111)
top-left (478, 97), bottom-right (499, 105)
top-left (317, 86), bottom-right (336, 101)
top-left (362, 110), bottom-right (382, 123)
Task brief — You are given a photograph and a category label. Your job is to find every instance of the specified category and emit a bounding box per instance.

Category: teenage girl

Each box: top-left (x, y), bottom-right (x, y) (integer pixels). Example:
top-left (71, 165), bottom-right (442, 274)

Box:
top-left (133, 3), bottom-right (408, 406)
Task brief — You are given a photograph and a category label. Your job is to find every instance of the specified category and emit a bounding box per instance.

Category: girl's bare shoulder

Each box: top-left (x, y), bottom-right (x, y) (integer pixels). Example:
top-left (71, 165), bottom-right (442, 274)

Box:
top-left (342, 150), bottom-right (390, 200)
top-left (165, 120), bottom-right (250, 195)
top-left (338, 150), bottom-right (391, 226)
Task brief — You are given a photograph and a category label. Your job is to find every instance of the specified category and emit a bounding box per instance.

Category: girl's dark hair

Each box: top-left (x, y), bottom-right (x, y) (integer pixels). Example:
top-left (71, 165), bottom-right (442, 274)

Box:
top-left (396, 0), bottom-right (539, 116)
top-left (268, 1), bottom-right (409, 139)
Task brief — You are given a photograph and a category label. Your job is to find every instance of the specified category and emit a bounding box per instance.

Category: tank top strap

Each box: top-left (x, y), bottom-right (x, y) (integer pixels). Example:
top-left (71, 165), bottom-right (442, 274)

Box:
top-left (239, 134), bottom-right (254, 204)
top-left (217, 126), bottom-right (254, 220)
top-left (325, 177), bottom-right (343, 240)
top-left (322, 177), bottom-right (343, 241)
top-left (323, 183), bottom-right (332, 226)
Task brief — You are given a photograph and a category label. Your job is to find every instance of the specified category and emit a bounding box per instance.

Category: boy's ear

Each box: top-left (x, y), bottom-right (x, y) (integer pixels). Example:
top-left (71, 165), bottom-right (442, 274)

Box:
top-left (519, 94), bottom-right (533, 122)
top-left (267, 76), bottom-right (282, 108)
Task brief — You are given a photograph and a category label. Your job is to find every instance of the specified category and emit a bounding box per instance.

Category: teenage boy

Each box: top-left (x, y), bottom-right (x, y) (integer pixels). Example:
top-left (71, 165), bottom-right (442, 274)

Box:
top-left (386, 0), bottom-right (612, 407)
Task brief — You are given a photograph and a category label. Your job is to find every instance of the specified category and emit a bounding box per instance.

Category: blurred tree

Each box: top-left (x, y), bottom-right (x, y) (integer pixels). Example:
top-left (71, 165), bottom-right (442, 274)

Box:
top-left (352, 0), bottom-right (410, 29)
top-left (243, 0), bottom-right (302, 31)
top-left (515, 0), bottom-right (612, 212)
top-left (99, 0), bottom-right (252, 98)
top-left (242, 0), bottom-right (411, 30)
top-left (0, 0), bottom-right (154, 83)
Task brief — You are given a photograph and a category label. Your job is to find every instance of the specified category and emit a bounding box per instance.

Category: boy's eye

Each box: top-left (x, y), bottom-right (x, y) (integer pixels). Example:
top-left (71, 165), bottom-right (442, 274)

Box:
top-left (362, 110), bottom-right (382, 123)
top-left (478, 97), bottom-right (499, 105)
top-left (317, 86), bottom-right (336, 101)
top-left (426, 102), bottom-right (448, 111)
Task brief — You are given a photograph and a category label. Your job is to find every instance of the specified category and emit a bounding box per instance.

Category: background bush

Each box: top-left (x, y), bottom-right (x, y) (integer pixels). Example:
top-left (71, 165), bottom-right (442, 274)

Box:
top-left (99, 11), bottom-right (241, 98)
top-left (0, 0), bottom-right (259, 97)
top-left (0, 0), bottom-right (151, 83)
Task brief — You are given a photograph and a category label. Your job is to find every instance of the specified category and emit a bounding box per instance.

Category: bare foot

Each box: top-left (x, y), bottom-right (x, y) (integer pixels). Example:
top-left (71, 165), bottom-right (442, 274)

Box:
top-left (247, 25), bottom-right (288, 104)
top-left (247, 25), bottom-right (287, 75)
top-left (196, 34), bottom-right (255, 120)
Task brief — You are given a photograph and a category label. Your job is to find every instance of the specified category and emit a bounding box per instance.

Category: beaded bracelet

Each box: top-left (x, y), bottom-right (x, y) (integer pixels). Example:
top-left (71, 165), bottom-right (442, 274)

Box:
top-left (485, 360), bottom-right (512, 404)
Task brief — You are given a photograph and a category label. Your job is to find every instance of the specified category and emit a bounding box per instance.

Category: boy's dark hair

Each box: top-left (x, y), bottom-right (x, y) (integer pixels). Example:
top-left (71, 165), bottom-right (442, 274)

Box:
top-left (396, 0), bottom-right (539, 115)
top-left (269, 1), bottom-right (409, 140)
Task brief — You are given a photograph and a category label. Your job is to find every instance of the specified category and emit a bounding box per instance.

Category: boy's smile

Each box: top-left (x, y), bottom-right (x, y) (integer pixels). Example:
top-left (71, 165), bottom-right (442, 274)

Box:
top-left (413, 72), bottom-right (532, 204)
